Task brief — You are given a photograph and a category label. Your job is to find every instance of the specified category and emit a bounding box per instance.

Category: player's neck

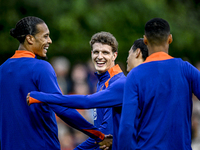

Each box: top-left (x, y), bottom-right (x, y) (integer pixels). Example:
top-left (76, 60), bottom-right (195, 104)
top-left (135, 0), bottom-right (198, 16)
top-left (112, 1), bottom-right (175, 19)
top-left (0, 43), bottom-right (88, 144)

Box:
top-left (148, 44), bottom-right (169, 56)
top-left (18, 44), bottom-right (27, 51)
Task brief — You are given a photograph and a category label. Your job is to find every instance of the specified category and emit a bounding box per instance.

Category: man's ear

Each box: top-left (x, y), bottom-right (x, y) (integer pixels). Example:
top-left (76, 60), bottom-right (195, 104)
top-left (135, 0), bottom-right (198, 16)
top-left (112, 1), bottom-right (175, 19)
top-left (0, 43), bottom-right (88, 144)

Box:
top-left (26, 35), bottom-right (34, 45)
top-left (113, 52), bottom-right (118, 61)
top-left (143, 35), bottom-right (148, 45)
top-left (168, 34), bottom-right (173, 44)
top-left (135, 48), bottom-right (141, 58)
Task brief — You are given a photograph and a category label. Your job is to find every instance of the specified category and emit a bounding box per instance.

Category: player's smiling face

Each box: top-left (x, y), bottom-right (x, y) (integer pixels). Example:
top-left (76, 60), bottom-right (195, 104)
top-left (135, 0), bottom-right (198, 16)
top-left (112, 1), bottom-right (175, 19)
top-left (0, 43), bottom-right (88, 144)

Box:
top-left (32, 23), bottom-right (52, 57)
top-left (91, 42), bottom-right (117, 74)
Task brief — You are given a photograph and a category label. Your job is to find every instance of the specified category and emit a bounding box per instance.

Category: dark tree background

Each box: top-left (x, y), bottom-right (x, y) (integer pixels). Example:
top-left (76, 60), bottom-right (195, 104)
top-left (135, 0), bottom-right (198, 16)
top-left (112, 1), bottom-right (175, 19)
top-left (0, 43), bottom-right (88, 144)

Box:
top-left (0, 0), bottom-right (200, 67)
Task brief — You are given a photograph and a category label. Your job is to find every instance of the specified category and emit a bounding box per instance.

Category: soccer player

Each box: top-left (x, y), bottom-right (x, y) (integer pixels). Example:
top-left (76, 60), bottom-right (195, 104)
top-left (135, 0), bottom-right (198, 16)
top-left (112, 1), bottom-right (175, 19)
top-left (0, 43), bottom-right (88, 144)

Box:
top-left (27, 38), bottom-right (148, 149)
top-left (118, 18), bottom-right (200, 150)
top-left (28, 31), bottom-right (122, 150)
top-left (0, 16), bottom-right (111, 150)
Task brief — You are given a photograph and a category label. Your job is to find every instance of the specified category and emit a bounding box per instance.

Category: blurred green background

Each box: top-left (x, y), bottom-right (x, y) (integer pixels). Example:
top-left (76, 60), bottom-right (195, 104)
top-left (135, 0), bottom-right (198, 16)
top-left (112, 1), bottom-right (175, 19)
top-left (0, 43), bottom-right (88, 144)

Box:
top-left (1, 0), bottom-right (200, 67)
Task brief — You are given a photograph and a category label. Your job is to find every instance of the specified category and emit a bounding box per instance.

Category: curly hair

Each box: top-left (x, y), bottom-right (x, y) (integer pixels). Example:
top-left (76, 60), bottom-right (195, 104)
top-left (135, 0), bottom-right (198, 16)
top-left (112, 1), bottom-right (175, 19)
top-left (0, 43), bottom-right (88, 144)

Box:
top-left (89, 31), bottom-right (118, 53)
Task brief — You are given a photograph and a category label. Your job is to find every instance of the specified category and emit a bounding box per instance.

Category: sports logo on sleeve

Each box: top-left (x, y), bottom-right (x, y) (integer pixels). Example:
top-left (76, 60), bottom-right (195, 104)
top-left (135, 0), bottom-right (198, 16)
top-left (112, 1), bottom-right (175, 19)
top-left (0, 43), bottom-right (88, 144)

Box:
top-left (93, 108), bottom-right (97, 120)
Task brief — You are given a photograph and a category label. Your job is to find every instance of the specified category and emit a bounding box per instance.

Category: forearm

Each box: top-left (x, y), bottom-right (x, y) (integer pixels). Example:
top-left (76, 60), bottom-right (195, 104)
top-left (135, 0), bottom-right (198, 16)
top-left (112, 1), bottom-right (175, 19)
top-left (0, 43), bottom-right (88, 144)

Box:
top-left (74, 137), bottom-right (99, 150)
top-left (29, 88), bottom-right (123, 108)
top-left (49, 104), bottom-right (104, 142)
top-left (74, 107), bottom-right (113, 149)
top-left (29, 76), bottom-right (125, 108)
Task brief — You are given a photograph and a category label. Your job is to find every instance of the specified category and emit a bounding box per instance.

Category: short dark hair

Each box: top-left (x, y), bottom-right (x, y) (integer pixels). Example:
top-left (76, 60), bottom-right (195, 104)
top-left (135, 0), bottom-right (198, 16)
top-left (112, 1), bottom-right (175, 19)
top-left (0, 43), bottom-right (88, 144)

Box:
top-left (145, 18), bottom-right (170, 46)
top-left (10, 16), bottom-right (45, 43)
top-left (132, 38), bottom-right (148, 61)
top-left (89, 31), bottom-right (118, 53)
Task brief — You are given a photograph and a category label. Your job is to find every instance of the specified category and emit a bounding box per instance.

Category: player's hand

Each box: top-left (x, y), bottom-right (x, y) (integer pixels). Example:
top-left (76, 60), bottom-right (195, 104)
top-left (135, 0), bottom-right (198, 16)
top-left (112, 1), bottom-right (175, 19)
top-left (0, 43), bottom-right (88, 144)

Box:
top-left (98, 134), bottom-right (113, 150)
top-left (27, 93), bottom-right (30, 106)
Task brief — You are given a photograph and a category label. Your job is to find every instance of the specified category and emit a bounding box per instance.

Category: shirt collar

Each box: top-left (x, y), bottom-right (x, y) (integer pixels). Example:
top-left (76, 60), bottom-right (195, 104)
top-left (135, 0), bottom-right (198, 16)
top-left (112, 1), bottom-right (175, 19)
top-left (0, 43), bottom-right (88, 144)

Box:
top-left (11, 50), bottom-right (35, 58)
top-left (143, 52), bottom-right (173, 63)
top-left (95, 64), bottom-right (122, 82)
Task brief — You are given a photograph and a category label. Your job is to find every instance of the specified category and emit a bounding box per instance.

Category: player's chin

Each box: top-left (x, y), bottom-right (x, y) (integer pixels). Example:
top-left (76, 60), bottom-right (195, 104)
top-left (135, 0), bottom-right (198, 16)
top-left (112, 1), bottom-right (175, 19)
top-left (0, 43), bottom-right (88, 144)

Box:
top-left (41, 50), bottom-right (47, 57)
top-left (96, 68), bottom-right (107, 74)
top-left (38, 52), bottom-right (47, 60)
top-left (40, 53), bottom-right (47, 58)
top-left (126, 66), bottom-right (130, 72)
